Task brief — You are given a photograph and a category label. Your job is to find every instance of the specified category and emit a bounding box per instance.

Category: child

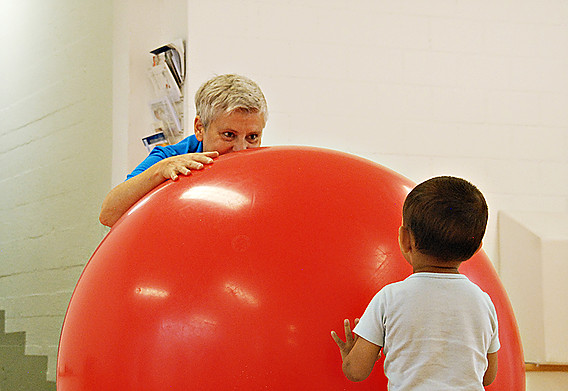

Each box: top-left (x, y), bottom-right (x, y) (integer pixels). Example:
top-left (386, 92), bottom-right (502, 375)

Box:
top-left (332, 176), bottom-right (499, 389)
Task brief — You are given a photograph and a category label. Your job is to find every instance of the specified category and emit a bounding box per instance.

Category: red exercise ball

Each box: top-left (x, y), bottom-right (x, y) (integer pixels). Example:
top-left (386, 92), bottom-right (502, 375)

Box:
top-left (57, 146), bottom-right (525, 390)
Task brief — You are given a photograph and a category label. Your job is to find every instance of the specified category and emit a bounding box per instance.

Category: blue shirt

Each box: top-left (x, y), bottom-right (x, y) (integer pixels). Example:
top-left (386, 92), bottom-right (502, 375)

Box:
top-left (126, 135), bottom-right (203, 180)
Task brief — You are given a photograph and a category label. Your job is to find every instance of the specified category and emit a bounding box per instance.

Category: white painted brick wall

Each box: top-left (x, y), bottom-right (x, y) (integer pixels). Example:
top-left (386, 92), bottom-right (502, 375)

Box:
top-left (183, 0), bottom-right (568, 271)
top-left (0, 0), bottom-right (113, 380)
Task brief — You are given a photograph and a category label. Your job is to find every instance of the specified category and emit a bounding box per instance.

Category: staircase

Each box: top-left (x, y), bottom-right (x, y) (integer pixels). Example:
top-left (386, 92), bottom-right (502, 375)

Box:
top-left (0, 310), bottom-right (56, 391)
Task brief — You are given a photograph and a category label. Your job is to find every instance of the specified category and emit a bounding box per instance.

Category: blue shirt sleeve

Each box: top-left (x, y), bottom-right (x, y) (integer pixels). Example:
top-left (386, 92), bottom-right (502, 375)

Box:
top-left (126, 135), bottom-right (203, 180)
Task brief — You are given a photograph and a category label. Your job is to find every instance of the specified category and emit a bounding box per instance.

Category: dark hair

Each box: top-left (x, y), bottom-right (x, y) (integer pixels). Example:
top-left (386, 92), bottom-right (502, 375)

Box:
top-left (402, 176), bottom-right (488, 262)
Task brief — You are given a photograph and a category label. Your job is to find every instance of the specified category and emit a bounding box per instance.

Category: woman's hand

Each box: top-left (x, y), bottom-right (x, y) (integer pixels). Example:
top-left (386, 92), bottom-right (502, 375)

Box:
top-left (159, 151), bottom-right (219, 181)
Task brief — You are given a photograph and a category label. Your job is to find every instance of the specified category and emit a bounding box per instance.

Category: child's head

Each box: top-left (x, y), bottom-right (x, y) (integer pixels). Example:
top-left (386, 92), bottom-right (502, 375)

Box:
top-left (402, 176), bottom-right (488, 263)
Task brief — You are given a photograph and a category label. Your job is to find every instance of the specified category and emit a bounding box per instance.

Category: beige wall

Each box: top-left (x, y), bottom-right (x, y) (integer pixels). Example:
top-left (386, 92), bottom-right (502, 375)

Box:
top-left (112, 0), bottom-right (188, 184)
top-left (527, 372), bottom-right (568, 391)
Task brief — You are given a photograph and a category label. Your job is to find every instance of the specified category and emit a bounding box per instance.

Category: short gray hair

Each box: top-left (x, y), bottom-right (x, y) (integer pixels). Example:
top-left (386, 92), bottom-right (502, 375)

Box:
top-left (195, 74), bottom-right (268, 129)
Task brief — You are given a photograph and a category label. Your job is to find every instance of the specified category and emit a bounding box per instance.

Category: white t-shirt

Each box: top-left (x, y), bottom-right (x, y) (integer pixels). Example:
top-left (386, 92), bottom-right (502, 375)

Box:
top-left (353, 273), bottom-right (500, 391)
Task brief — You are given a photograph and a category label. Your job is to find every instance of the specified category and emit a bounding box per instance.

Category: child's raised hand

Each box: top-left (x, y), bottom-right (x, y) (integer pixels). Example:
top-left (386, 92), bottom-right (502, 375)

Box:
top-left (331, 318), bottom-right (360, 361)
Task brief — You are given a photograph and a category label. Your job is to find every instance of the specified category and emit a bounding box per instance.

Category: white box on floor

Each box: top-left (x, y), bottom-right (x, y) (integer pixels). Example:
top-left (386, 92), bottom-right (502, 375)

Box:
top-left (498, 211), bottom-right (568, 364)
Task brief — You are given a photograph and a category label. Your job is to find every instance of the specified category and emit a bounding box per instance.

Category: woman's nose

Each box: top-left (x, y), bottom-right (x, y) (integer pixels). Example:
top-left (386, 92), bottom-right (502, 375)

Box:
top-left (232, 138), bottom-right (248, 151)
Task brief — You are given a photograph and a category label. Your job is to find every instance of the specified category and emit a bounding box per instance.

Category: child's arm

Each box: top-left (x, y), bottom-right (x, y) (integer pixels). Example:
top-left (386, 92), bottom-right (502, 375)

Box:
top-left (483, 352), bottom-right (498, 386)
top-left (331, 319), bottom-right (381, 382)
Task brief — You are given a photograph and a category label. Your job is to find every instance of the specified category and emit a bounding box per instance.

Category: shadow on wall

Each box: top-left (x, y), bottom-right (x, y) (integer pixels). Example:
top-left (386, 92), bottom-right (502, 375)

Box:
top-left (0, 311), bottom-right (56, 391)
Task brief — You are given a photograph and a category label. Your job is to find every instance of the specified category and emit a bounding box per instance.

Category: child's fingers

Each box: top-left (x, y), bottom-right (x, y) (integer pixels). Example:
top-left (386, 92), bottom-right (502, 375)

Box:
top-left (331, 331), bottom-right (345, 348)
top-left (344, 319), bottom-right (354, 341)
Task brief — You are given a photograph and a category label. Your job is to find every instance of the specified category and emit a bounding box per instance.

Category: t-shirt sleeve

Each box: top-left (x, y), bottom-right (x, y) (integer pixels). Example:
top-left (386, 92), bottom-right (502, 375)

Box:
top-left (353, 290), bottom-right (386, 347)
top-left (126, 146), bottom-right (175, 180)
top-left (126, 136), bottom-right (199, 180)
top-left (487, 295), bottom-right (500, 354)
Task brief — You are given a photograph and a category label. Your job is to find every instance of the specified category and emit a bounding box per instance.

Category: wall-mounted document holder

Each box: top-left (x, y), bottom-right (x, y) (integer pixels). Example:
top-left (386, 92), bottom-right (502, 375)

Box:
top-left (142, 132), bottom-right (167, 153)
top-left (145, 39), bottom-right (186, 147)
top-left (149, 95), bottom-right (183, 143)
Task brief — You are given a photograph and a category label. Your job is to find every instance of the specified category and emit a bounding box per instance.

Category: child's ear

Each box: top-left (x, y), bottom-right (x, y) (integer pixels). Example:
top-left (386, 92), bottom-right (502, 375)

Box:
top-left (398, 226), bottom-right (412, 253)
top-left (473, 241), bottom-right (483, 255)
